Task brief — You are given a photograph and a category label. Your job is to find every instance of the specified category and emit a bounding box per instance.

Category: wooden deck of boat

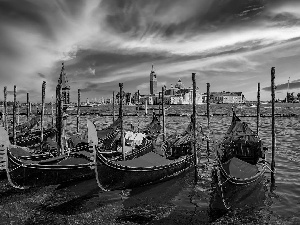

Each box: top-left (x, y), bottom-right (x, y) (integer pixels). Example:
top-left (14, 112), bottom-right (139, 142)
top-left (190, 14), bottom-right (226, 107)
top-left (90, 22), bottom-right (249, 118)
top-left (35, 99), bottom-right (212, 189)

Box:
top-left (116, 152), bottom-right (176, 167)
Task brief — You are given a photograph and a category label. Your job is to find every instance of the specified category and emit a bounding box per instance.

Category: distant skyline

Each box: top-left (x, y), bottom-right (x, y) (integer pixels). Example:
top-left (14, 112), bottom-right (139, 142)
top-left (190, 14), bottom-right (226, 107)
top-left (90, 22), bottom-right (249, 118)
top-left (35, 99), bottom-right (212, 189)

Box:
top-left (1, 0), bottom-right (300, 102)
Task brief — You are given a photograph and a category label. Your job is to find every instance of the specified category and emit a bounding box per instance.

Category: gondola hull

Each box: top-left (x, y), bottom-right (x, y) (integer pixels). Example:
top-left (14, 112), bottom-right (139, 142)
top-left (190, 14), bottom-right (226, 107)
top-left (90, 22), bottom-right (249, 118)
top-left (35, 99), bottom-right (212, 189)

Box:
top-left (6, 149), bottom-right (94, 189)
top-left (213, 112), bottom-right (267, 209)
top-left (210, 165), bottom-right (266, 213)
top-left (95, 149), bottom-right (194, 191)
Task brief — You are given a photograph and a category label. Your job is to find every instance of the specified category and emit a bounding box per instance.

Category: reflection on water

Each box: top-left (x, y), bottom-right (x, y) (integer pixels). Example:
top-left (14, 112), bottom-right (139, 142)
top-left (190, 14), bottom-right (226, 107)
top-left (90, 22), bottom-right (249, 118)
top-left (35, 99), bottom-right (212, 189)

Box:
top-left (0, 104), bottom-right (300, 224)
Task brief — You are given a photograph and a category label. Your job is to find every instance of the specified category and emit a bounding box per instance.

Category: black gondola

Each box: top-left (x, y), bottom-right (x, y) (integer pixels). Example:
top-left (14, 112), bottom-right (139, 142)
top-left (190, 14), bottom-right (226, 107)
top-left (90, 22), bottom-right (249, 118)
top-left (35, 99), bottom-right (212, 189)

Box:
top-left (93, 117), bottom-right (195, 191)
top-left (214, 112), bottom-right (268, 209)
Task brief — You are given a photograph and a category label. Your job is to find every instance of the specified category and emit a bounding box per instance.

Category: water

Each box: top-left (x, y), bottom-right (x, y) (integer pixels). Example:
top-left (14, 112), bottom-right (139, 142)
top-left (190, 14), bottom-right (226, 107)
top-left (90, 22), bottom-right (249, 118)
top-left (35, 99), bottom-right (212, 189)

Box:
top-left (0, 104), bottom-right (299, 224)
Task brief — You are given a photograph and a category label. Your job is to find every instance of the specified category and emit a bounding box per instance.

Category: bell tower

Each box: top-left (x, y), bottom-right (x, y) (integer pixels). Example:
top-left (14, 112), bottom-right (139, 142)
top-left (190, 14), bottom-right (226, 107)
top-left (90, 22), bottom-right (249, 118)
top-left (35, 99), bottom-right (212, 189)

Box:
top-left (150, 65), bottom-right (157, 95)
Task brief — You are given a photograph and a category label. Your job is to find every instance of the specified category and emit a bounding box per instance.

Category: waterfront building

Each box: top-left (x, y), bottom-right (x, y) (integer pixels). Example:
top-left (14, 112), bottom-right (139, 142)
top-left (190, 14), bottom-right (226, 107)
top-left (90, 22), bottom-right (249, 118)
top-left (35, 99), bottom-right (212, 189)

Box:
top-left (207, 91), bottom-right (245, 104)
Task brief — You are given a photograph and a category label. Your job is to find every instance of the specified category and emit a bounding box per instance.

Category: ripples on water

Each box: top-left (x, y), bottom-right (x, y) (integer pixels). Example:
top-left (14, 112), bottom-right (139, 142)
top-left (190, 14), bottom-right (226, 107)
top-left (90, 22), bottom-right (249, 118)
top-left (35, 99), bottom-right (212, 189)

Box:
top-left (0, 104), bottom-right (299, 224)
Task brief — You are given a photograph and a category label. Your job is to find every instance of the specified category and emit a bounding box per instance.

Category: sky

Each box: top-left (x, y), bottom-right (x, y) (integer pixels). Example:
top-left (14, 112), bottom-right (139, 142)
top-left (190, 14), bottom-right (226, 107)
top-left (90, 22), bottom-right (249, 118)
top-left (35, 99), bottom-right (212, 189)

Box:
top-left (1, 0), bottom-right (300, 102)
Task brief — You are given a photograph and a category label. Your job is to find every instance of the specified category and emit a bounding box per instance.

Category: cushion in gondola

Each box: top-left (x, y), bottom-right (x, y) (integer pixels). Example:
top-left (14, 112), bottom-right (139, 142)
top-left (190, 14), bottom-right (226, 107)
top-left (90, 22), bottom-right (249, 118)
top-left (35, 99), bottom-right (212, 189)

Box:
top-left (56, 157), bottom-right (91, 165)
top-left (10, 147), bottom-right (31, 157)
top-left (222, 157), bottom-right (258, 179)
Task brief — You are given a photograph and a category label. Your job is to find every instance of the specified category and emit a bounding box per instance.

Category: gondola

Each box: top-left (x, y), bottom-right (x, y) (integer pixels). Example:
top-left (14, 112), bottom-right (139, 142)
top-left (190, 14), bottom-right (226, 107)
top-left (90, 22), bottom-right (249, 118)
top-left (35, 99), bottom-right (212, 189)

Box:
top-left (6, 119), bottom-right (96, 189)
top-left (6, 117), bottom-right (156, 189)
top-left (213, 111), bottom-right (267, 209)
top-left (93, 116), bottom-right (195, 191)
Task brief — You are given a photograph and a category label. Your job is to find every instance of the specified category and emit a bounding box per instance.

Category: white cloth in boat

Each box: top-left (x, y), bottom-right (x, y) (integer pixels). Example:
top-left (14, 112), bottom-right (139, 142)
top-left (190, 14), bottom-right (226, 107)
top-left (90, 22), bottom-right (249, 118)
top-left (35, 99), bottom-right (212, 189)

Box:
top-left (222, 157), bottom-right (258, 179)
top-left (124, 131), bottom-right (145, 146)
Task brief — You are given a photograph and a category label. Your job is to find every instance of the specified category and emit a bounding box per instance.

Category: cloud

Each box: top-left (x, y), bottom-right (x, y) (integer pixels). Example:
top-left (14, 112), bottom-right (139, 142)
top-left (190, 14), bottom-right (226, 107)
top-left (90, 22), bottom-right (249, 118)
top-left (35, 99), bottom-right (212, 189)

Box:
top-left (2, 0), bottom-right (300, 102)
top-left (263, 79), bottom-right (300, 92)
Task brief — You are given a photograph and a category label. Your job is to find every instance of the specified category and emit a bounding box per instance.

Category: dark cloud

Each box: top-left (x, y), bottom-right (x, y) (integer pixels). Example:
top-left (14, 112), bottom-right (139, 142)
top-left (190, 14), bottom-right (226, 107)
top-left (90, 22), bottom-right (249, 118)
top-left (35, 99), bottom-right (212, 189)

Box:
top-left (263, 80), bottom-right (300, 91)
top-left (100, 0), bottom-right (267, 39)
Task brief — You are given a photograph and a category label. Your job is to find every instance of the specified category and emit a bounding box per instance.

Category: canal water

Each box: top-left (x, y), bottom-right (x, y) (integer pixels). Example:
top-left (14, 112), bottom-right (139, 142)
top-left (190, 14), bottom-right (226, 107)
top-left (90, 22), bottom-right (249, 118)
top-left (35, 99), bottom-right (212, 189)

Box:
top-left (0, 104), bottom-right (299, 224)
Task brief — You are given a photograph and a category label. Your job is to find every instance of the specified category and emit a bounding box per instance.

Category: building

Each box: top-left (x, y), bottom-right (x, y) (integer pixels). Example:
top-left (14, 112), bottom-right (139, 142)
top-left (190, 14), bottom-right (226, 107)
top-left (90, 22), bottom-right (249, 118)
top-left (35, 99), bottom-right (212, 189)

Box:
top-left (58, 62), bottom-right (70, 105)
top-left (161, 79), bottom-right (203, 105)
top-left (222, 92), bottom-right (244, 104)
top-left (207, 91), bottom-right (245, 104)
top-left (149, 65), bottom-right (157, 95)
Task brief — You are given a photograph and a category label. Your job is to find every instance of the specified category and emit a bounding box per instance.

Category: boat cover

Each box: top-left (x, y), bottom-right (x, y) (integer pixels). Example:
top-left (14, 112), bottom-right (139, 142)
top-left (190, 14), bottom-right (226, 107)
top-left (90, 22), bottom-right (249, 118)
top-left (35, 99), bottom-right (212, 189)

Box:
top-left (222, 157), bottom-right (258, 179)
top-left (116, 152), bottom-right (175, 167)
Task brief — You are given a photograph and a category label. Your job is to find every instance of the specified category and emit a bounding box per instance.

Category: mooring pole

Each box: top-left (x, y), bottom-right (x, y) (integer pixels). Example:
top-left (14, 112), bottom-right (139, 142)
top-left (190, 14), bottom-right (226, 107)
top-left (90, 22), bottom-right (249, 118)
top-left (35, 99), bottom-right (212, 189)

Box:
top-left (26, 93), bottom-right (30, 121)
top-left (257, 83), bottom-right (260, 136)
top-left (16, 102), bottom-right (20, 126)
top-left (119, 83), bottom-right (125, 160)
top-left (162, 86), bottom-right (165, 142)
top-left (112, 91), bottom-right (115, 123)
top-left (206, 83), bottom-right (210, 158)
top-left (145, 98), bottom-right (148, 116)
top-left (56, 83), bottom-right (63, 155)
top-left (41, 81), bottom-right (46, 145)
top-left (271, 67), bottom-right (276, 184)
top-left (192, 73), bottom-right (198, 183)
top-left (137, 90), bottom-right (140, 133)
top-left (76, 89), bottom-right (81, 133)
top-left (3, 87), bottom-right (7, 130)
top-left (158, 92), bottom-right (161, 117)
top-left (51, 95), bottom-right (54, 127)
top-left (13, 85), bottom-right (17, 145)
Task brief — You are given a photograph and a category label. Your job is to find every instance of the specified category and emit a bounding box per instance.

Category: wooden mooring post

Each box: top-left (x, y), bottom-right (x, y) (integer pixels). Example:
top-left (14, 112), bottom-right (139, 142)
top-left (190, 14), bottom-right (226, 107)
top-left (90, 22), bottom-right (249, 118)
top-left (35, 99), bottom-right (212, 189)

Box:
top-left (56, 83), bottom-right (63, 155)
top-left (16, 102), bottom-right (19, 126)
top-left (13, 85), bottom-right (17, 145)
top-left (112, 91), bottom-right (115, 123)
top-left (162, 86), bottom-right (165, 142)
top-left (3, 87), bottom-right (7, 131)
top-left (192, 73), bottom-right (198, 183)
top-left (206, 83), bottom-right (210, 157)
top-left (76, 89), bottom-right (81, 133)
top-left (257, 83), bottom-right (260, 135)
top-left (26, 93), bottom-right (30, 121)
top-left (119, 83), bottom-right (125, 160)
top-left (137, 90), bottom-right (140, 132)
top-left (271, 67), bottom-right (276, 184)
top-left (51, 95), bottom-right (54, 127)
top-left (41, 81), bottom-right (46, 144)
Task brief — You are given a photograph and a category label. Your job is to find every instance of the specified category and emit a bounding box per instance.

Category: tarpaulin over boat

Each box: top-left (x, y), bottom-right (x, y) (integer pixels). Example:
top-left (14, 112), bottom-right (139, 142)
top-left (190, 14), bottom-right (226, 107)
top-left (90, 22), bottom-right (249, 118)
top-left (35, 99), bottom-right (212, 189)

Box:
top-left (220, 112), bottom-right (264, 164)
top-left (224, 112), bottom-right (260, 144)
top-left (143, 113), bottom-right (161, 135)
